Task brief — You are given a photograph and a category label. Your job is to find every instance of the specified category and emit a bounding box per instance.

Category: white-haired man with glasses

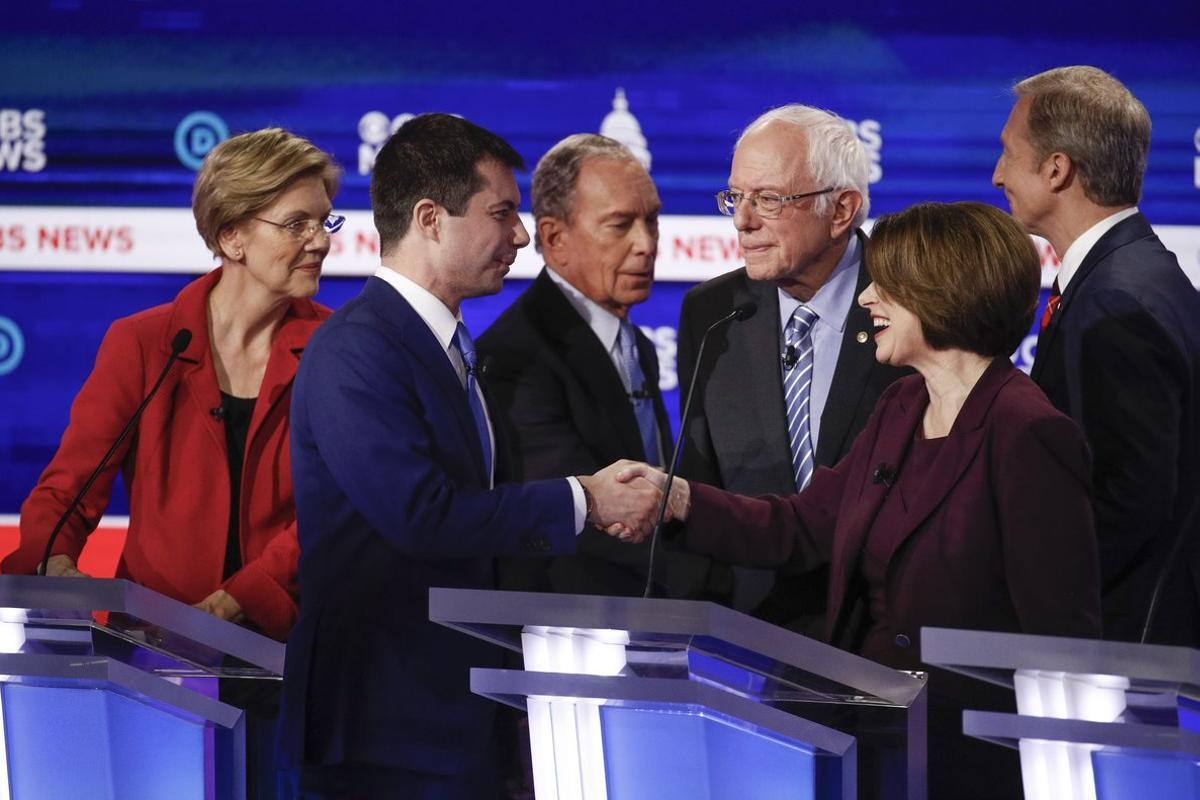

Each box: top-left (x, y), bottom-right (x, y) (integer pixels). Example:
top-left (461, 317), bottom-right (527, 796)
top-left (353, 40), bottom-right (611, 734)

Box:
top-left (677, 104), bottom-right (908, 631)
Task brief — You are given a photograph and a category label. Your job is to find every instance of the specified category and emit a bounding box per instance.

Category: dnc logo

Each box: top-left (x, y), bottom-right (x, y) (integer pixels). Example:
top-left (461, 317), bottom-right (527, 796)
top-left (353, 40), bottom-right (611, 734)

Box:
top-left (175, 111), bottom-right (229, 171)
top-left (0, 317), bottom-right (25, 376)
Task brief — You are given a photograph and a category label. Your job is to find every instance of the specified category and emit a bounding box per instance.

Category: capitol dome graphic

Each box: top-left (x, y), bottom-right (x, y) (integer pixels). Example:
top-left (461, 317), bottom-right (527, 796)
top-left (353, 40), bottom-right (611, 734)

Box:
top-left (600, 88), bottom-right (651, 171)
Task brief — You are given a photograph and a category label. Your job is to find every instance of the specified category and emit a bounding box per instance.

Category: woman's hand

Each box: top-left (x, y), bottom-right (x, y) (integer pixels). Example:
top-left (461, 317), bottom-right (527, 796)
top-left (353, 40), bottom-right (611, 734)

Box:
top-left (193, 589), bottom-right (245, 624)
top-left (43, 554), bottom-right (90, 578)
top-left (616, 463), bottom-right (692, 523)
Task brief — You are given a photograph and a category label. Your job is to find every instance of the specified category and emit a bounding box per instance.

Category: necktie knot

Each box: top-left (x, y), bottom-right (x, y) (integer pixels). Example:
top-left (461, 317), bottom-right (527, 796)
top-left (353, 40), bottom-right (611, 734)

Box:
top-left (1039, 279), bottom-right (1062, 332)
top-left (454, 322), bottom-right (477, 374)
top-left (787, 304), bottom-right (819, 344)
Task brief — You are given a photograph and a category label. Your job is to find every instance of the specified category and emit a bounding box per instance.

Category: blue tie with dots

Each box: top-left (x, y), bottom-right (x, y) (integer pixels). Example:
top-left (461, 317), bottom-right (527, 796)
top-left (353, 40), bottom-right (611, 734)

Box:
top-left (783, 305), bottom-right (819, 490)
top-left (453, 322), bottom-right (492, 485)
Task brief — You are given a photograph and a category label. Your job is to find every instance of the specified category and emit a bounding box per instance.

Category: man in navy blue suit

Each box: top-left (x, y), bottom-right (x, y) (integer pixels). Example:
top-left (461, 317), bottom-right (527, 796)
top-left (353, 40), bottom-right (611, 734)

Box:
top-left (280, 113), bottom-right (661, 798)
top-left (994, 66), bottom-right (1200, 646)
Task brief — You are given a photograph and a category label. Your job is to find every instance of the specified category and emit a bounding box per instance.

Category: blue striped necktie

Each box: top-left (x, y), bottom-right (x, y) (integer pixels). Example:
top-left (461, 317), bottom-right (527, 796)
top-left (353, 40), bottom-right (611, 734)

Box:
top-left (782, 305), bottom-right (819, 490)
top-left (619, 319), bottom-right (661, 466)
top-left (452, 322), bottom-right (493, 485)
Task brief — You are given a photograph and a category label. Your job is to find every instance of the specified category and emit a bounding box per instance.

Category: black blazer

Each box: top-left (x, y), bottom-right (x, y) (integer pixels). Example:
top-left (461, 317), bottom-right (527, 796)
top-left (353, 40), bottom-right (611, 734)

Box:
top-left (676, 232), bottom-right (909, 623)
top-left (1032, 212), bottom-right (1200, 646)
top-left (478, 268), bottom-right (711, 598)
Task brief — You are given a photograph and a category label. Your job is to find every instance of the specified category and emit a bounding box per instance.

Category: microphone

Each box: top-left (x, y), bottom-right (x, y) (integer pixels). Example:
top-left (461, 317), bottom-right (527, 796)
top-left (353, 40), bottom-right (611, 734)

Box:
top-left (642, 301), bottom-right (757, 598)
top-left (872, 464), bottom-right (896, 489)
top-left (467, 355), bottom-right (492, 378)
top-left (38, 329), bottom-right (192, 575)
top-left (781, 345), bottom-right (798, 370)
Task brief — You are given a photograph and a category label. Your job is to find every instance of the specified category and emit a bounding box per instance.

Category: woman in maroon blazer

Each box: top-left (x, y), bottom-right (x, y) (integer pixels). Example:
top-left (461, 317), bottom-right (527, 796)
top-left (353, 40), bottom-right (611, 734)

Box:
top-left (623, 202), bottom-right (1101, 799)
top-left (4, 128), bottom-right (341, 641)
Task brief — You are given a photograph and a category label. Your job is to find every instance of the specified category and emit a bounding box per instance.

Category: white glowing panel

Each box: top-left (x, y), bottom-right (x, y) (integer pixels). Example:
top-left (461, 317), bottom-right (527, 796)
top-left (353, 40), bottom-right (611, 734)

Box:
top-left (521, 627), bottom-right (630, 800)
top-left (1014, 669), bottom-right (1130, 800)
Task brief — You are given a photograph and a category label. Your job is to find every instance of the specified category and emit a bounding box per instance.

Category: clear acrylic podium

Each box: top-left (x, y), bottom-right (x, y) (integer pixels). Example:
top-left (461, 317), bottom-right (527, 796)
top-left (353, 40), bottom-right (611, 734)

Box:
top-left (0, 575), bottom-right (285, 800)
top-left (922, 627), bottom-right (1200, 800)
top-left (430, 588), bottom-right (928, 800)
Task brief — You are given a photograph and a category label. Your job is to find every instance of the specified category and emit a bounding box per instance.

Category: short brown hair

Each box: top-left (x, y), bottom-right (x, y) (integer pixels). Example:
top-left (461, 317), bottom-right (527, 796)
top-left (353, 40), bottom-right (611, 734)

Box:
top-left (1014, 66), bottom-right (1150, 207)
top-left (866, 202), bottom-right (1040, 358)
top-left (192, 127), bottom-right (341, 257)
top-left (370, 113), bottom-right (524, 253)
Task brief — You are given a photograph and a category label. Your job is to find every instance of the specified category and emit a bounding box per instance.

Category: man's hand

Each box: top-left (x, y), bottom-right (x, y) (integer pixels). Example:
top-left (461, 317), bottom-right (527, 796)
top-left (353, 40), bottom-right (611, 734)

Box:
top-left (617, 462), bottom-right (691, 523)
top-left (43, 554), bottom-right (90, 578)
top-left (193, 589), bottom-right (245, 624)
top-left (578, 459), bottom-right (662, 543)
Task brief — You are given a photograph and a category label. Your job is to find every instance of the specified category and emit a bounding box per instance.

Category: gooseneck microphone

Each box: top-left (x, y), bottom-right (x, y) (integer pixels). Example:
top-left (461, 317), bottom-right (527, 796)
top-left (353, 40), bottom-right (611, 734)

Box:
top-left (38, 329), bottom-right (192, 575)
top-left (642, 302), bottom-right (757, 598)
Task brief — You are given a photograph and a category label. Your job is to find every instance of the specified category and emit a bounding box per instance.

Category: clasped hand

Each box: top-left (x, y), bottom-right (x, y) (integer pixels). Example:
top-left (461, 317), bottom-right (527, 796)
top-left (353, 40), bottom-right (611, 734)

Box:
top-left (577, 460), bottom-right (692, 544)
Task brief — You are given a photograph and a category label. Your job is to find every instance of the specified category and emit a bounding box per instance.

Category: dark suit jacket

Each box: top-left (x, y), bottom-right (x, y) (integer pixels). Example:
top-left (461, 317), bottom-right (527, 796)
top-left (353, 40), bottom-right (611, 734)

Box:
top-left (478, 268), bottom-right (711, 598)
top-left (1032, 212), bottom-right (1200, 645)
top-left (677, 232), bottom-right (908, 621)
top-left (683, 357), bottom-right (1102, 670)
top-left (279, 277), bottom-right (576, 777)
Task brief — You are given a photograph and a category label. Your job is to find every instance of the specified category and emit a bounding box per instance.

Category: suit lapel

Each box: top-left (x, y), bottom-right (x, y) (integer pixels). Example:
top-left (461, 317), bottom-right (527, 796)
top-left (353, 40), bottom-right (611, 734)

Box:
top-left (245, 306), bottom-right (323, 453)
top-left (162, 271), bottom-right (226, 451)
top-left (817, 234), bottom-right (877, 467)
top-left (533, 271), bottom-right (647, 460)
top-left (873, 358), bottom-right (1012, 566)
top-left (363, 278), bottom-right (489, 484)
top-left (1031, 213), bottom-right (1154, 381)
top-left (827, 383), bottom-right (922, 622)
top-left (737, 277), bottom-right (793, 488)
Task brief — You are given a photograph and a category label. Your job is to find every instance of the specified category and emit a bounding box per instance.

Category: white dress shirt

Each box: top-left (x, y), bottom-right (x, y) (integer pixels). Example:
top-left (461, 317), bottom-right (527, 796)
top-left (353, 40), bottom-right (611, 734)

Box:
top-left (1057, 207), bottom-right (1139, 291)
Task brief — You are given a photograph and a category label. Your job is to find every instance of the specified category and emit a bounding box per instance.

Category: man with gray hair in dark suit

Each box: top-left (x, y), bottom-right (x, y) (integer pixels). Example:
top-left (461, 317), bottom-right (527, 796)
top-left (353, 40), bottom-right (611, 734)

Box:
top-left (677, 104), bottom-right (907, 631)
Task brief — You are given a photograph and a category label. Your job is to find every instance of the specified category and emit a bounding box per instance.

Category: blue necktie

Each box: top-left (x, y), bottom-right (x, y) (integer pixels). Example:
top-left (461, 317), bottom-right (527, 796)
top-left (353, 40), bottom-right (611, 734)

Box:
top-left (619, 319), bottom-right (661, 466)
top-left (782, 305), bottom-right (819, 491)
top-left (453, 322), bottom-right (493, 485)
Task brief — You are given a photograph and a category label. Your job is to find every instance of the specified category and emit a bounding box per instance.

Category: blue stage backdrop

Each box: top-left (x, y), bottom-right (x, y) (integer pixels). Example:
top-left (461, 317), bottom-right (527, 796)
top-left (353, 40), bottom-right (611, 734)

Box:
top-left (1, 0), bottom-right (1198, 515)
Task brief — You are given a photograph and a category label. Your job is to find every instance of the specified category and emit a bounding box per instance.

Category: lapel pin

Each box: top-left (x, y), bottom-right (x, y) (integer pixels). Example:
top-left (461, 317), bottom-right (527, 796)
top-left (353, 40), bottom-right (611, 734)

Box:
top-left (856, 331), bottom-right (869, 344)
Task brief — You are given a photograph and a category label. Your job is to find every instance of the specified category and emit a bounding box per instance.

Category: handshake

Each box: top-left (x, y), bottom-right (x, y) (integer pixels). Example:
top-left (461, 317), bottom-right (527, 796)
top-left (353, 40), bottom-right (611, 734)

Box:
top-left (576, 460), bottom-right (692, 544)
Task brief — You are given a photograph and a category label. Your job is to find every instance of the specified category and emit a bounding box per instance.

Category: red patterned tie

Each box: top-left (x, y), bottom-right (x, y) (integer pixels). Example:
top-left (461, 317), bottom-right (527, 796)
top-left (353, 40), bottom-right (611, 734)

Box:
top-left (1040, 278), bottom-right (1062, 332)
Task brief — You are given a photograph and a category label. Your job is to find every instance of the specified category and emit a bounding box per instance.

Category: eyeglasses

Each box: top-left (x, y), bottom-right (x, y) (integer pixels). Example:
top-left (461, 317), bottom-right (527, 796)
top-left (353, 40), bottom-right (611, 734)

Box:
top-left (253, 212), bottom-right (346, 241)
top-left (715, 187), bottom-right (835, 219)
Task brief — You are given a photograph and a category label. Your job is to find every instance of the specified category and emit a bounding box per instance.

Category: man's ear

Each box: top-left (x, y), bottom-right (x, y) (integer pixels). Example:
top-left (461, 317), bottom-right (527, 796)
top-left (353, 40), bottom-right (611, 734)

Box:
top-left (539, 216), bottom-right (569, 265)
top-left (1043, 152), bottom-right (1074, 194)
top-left (412, 199), bottom-right (442, 242)
top-left (829, 190), bottom-right (863, 238)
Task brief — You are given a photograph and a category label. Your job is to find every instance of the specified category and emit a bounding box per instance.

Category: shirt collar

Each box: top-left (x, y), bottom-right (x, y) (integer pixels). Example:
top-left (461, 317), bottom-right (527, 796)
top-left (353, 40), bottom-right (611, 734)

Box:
top-left (545, 266), bottom-right (623, 353)
top-left (1058, 207), bottom-right (1139, 290)
top-left (777, 233), bottom-right (860, 332)
top-left (373, 267), bottom-right (461, 353)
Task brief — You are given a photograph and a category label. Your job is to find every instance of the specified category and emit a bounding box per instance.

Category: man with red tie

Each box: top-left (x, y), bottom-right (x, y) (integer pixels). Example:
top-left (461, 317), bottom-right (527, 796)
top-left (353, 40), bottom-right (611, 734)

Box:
top-left (993, 65), bottom-right (1200, 646)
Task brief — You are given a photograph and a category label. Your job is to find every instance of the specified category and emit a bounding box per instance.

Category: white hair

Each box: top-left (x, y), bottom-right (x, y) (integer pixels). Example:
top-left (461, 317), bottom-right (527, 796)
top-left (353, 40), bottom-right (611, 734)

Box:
top-left (737, 104), bottom-right (871, 227)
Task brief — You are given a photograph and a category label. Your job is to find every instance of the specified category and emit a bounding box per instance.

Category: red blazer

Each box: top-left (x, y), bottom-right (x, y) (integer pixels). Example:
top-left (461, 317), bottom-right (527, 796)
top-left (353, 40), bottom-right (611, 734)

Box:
top-left (4, 269), bottom-right (330, 640)
top-left (685, 357), bottom-right (1102, 669)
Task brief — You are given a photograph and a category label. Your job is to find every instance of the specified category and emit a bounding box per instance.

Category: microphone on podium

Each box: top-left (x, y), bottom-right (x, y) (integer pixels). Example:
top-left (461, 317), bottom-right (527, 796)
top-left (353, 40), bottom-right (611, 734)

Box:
top-left (38, 329), bottom-right (192, 575)
top-left (642, 302), bottom-right (757, 598)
